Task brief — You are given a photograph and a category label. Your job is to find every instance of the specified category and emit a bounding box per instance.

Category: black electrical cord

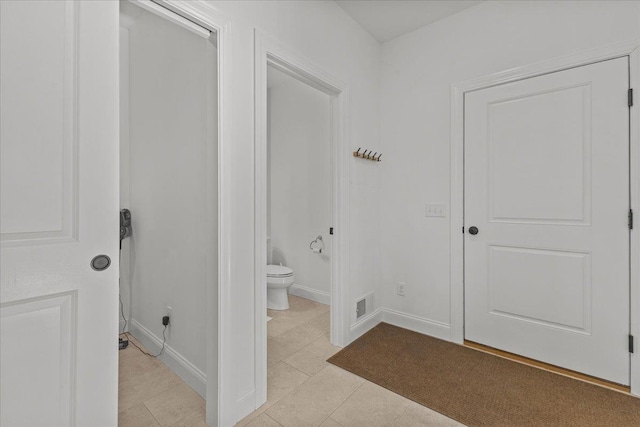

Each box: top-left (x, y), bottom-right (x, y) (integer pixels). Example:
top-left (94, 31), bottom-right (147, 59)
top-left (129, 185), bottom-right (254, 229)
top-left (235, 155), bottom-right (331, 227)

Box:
top-left (119, 294), bottom-right (128, 334)
top-left (121, 326), bottom-right (167, 358)
top-left (119, 247), bottom-right (128, 335)
top-left (119, 236), bottom-right (167, 358)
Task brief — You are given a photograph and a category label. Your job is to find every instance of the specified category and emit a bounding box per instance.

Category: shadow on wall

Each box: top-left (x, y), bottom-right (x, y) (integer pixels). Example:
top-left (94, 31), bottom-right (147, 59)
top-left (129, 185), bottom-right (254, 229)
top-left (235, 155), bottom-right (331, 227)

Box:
top-left (271, 247), bottom-right (288, 266)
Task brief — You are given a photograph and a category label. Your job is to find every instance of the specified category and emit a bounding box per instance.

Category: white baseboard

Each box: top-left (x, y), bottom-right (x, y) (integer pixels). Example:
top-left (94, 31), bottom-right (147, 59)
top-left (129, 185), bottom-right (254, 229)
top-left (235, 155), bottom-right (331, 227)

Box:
top-left (346, 307), bottom-right (450, 346)
top-left (381, 308), bottom-right (451, 341)
top-left (289, 284), bottom-right (331, 305)
top-left (128, 319), bottom-right (207, 398)
top-left (231, 387), bottom-right (256, 427)
top-left (349, 307), bottom-right (383, 342)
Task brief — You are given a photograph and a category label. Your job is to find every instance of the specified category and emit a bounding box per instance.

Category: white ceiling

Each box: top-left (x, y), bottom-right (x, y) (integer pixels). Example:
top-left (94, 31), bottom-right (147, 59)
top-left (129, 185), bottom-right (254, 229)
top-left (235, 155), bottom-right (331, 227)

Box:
top-left (336, 1), bottom-right (483, 43)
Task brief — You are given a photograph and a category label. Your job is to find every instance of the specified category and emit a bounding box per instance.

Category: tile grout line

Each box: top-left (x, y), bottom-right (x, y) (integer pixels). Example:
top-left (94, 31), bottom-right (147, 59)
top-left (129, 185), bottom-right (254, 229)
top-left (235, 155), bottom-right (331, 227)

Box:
top-left (260, 298), bottom-right (333, 425)
top-left (391, 398), bottom-right (412, 427)
top-left (279, 336), bottom-right (337, 378)
top-left (118, 365), bottom-right (175, 414)
top-left (280, 358), bottom-right (313, 378)
top-left (282, 333), bottom-right (332, 361)
top-left (264, 366), bottom-right (353, 426)
top-left (142, 400), bottom-right (164, 426)
top-left (142, 383), bottom-right (184, 425)
top-left (239, 363), bottom-right (313, 425)
top-left (264, 413), bottom-right (283, 426)
top-left (322, 378), bottom-right (368, 426)
top-left (269, 326), bottom-right (331, 364)
top-left (267, 308), bottom-right (330, 339)
top-left (262, 365), bottom-right (313, 415)
top-left (275, 358), bottom-right (313, 390)
top-left (169, 406), bottom-right (204, 427)
top-left (120, 326), bottom-right (205, 427)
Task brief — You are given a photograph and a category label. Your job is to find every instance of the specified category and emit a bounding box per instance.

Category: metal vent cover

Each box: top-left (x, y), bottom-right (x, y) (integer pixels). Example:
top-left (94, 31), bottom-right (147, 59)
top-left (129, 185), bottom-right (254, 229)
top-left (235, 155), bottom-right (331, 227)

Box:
top-left (356, 298), bottom-right (366, 319)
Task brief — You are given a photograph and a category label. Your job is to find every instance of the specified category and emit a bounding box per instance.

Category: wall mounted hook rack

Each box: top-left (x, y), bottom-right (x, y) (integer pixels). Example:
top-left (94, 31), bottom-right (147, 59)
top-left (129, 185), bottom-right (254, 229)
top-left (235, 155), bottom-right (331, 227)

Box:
top-left (353, 147), bottom-right (382, 162)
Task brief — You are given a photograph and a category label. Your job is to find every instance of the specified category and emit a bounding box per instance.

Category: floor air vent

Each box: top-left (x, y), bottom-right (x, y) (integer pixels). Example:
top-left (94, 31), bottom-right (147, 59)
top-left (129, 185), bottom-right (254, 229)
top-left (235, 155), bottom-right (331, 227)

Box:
top-left (356, 292), bottom-right (374, 320)
top-left (356, 298), bottom-right (366, 319)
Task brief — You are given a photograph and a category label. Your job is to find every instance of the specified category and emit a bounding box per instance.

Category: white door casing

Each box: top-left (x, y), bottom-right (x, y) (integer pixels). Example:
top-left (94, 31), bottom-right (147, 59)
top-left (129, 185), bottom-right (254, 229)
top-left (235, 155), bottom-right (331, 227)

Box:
top-left (1, 1), bottom-right (119, 425)
top-left (254, 31), bottom-right (350, 409)
top-left (464, 57), bottom-right (630, 384)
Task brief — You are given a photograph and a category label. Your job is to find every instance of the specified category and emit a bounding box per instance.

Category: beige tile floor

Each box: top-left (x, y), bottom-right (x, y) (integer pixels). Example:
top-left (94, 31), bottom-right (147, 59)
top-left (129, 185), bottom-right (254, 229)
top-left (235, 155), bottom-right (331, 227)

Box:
top-left (236, 295), bottom-right (464, 427)
top-left (118, 334), bottom-right (206, 427)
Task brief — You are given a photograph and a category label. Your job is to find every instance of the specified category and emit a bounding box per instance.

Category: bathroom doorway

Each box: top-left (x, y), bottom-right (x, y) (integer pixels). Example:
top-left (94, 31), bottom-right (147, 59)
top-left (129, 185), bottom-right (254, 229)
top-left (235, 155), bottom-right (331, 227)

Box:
top-left (254, 61), bottom-right (340, 418)
top-left (253, 34), bottom-right (351, 409)
top-left (267, 65), bottom-right (332, 309)
top-left (264, 62), bottom-right (334, 361)
top-left (119, 1), bottom-right (218, 425)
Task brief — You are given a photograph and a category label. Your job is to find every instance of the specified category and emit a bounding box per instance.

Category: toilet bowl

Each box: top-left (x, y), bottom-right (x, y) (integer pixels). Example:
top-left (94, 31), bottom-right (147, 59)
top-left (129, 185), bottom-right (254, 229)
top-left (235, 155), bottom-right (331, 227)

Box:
top-left (267, 264), bottom-right (294, 310)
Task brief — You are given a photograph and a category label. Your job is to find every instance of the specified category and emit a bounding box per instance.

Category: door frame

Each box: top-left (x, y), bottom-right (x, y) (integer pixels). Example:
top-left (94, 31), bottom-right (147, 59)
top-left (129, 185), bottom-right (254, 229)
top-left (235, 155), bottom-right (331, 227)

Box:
top-left (129, 1), bottom-right (231, 425)
top-left (449, 39), bottom-right (640, 395)
top-left (254, 30), bottom-right (350, 406)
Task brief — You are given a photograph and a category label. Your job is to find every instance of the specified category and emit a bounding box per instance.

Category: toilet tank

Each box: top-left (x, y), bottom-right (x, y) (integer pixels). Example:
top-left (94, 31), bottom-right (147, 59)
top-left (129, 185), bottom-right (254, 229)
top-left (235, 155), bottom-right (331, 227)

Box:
top-left (266, 236), bottom-right (272, 265)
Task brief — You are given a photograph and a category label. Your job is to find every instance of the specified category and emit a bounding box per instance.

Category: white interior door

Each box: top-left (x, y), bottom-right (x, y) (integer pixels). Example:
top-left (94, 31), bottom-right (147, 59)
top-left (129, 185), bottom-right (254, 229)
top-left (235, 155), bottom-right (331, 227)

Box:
top-left (464, 57), bottom-right (630, 385)
top-left (1, 1), bottom-right (119, 425)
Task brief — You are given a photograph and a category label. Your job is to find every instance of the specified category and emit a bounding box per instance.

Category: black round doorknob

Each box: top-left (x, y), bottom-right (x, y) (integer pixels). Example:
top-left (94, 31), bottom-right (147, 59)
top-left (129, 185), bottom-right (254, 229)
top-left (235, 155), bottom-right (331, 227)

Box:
top-left (91, 255), bottom-right (111, 271)
top-left (468, 226), bottom-right (479, 235)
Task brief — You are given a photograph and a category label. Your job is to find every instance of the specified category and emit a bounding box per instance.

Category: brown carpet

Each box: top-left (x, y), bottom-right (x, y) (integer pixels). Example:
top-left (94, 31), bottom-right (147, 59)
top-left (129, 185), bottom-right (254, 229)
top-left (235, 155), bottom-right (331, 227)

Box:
top-left (327, 323), bottom-right (640, 427)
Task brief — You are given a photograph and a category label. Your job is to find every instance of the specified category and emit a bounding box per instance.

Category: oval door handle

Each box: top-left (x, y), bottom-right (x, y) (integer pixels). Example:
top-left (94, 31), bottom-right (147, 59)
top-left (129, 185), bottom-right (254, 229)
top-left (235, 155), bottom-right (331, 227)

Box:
top-left (91, 255), bottom-right (111, 271)
top-left (468, 226), bottom-right (479, 235)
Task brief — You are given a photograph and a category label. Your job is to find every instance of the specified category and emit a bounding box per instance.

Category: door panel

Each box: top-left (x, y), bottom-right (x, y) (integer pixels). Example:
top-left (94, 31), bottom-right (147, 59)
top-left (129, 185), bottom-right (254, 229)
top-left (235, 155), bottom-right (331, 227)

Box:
top-left (0, 1), bottom-right (119, 425)
top-left (0, 0), bottom-right (76, 242)
top-left (488, 84), bottom-right (591, 225)
top-left (488, 246), bottom-right (591, 333)
top-left (1, 294), bottom-right (75, 426)
top-left (465, 57), bottom-right (630, 384)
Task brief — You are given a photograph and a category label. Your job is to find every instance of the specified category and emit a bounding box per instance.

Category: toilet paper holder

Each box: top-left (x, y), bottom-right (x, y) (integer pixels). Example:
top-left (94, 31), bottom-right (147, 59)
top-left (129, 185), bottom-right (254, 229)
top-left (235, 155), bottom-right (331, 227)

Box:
top-left (309, 235), bottom-right (323, 253)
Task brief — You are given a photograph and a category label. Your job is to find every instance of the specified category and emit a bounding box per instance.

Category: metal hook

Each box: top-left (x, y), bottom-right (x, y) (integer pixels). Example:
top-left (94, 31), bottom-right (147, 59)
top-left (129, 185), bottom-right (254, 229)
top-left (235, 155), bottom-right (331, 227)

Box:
top-left (353, 148), bottom-right (382, 162)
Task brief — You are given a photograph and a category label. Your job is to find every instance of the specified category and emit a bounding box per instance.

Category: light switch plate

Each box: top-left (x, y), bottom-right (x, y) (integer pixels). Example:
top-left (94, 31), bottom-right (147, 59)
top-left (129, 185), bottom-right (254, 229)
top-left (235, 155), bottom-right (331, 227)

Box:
top-left (425, 203), bottom-right (447, 218)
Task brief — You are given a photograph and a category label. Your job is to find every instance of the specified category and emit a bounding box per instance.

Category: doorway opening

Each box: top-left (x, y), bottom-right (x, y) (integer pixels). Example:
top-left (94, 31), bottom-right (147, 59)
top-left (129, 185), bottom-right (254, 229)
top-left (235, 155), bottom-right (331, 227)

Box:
top-left (119, 1), bottom-right (217, 425)
top-left (264, 62), bottom-right (334, 370)
top-left (254, 35), bottom-right (350, 407)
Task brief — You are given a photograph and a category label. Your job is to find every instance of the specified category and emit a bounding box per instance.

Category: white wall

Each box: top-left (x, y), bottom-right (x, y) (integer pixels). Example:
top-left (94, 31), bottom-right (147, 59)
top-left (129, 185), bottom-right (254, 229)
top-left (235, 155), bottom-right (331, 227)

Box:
top-left (268, 74), bottom-right (332, 301)
top-left (122, 8), bottom-right (216, 386)
top-left (202, 1), bottom-right (382, 423)
top-left (379, 1), bottom-right (640, 336)
top-left (114, 1), bottom-right (640, 424)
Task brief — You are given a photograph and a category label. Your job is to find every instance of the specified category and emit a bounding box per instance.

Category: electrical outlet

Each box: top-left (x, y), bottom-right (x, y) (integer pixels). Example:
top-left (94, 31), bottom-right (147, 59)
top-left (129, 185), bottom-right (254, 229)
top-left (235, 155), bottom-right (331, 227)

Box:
top-left (425, 203), bottom-right (447, 218)
top-left (397, 282), bottom-right (406, 297)
top-left (166, 306), bottom-right (173, 321)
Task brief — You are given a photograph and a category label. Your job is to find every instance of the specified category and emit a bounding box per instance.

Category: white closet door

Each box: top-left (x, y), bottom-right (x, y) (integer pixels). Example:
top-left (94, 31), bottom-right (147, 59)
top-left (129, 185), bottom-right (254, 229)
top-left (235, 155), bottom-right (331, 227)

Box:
top-left (464, 57), bottom-right (630, 385)
top-left (1, 1), bottom-right (119, 425)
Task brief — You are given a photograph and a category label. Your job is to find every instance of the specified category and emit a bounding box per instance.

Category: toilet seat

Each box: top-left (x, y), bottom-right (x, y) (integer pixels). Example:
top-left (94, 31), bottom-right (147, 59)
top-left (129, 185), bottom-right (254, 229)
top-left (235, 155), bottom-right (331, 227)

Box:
top-left (267, 264), bottom-right (293, 278)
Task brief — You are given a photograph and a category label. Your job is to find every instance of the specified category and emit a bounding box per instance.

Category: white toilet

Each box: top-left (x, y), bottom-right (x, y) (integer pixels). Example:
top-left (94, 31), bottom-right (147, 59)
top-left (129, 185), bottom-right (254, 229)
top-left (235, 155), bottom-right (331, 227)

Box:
top-left (267, 264), bottom-right (295, 310)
